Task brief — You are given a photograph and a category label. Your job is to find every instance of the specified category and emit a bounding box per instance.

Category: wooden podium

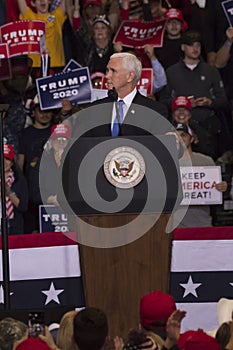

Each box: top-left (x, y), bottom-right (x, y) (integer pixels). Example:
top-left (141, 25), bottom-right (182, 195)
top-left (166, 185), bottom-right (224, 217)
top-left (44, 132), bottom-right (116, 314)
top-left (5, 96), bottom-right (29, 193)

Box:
top-left (62, 135), bottom-right (181, 337)
top-left (70, 213), bottom-right (173, 338)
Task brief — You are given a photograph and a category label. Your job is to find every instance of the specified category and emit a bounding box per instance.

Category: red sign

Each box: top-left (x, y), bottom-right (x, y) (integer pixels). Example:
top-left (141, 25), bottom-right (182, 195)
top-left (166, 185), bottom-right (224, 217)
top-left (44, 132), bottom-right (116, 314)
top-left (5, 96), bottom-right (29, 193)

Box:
top-left (0, 44), bottom-right (11, 80)
top-left (101, 68), bottom-right (153, 95)
top-left (137, 68), bottom-right (153, 95)
top-left (0, 44), bottom-right (9, 59)
top-left (0, 20), bottom-right (46, 57)
top-left (113, 20), bottom-right (166, 49)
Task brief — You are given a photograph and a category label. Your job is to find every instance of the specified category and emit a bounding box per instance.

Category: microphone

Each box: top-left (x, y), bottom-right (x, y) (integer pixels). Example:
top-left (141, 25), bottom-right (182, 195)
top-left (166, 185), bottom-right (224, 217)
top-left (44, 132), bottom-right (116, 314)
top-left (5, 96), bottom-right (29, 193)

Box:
top-left (108, 87), bottom-right (118, 102)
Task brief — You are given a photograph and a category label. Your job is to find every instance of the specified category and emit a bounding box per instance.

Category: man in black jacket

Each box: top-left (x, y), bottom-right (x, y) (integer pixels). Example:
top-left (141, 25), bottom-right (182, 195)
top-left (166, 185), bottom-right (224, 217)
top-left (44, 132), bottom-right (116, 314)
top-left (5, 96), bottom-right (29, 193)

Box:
top-left (63, 52), bottom-right (182, 219)
top-left (75, 52), bottom-right (173, 138)
top-left (159, 30), bottom-right (228, 159)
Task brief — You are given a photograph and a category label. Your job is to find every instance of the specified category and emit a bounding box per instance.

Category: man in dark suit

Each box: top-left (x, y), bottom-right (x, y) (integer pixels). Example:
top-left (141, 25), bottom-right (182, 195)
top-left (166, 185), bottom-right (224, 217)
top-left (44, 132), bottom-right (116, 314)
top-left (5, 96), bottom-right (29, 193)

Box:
top-left (75, 52), bottom-right (173, 138)
top-left (59, 53), bottom-right (182, 231)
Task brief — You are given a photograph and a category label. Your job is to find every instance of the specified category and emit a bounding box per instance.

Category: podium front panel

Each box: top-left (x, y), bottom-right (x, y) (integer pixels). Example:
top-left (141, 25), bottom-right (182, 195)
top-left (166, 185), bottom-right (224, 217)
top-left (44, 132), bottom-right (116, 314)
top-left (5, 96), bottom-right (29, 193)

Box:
top-left (62, 135), bottom-right (182, 215)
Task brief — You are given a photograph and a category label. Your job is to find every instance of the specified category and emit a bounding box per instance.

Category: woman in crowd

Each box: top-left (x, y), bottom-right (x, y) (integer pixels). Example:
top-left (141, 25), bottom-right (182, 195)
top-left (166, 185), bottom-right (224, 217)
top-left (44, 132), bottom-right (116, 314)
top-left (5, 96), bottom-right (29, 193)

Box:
top-left (56, 310), bottom-right (79, 350)
top-left (40, 124), bottom-right (71, 207)
top-left (2, 144), bottom-right (28, 235)
top-left (85, 14), bottom-right (114, 74)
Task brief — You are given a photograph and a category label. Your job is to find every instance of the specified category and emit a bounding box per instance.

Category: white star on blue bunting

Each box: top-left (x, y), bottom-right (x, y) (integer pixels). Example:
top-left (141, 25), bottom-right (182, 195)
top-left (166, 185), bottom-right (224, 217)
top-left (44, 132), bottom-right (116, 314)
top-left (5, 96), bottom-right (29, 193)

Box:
top-left (180, 275), bottom-right (202, 298)
top-left (42, 282), bottom-right (64, 305)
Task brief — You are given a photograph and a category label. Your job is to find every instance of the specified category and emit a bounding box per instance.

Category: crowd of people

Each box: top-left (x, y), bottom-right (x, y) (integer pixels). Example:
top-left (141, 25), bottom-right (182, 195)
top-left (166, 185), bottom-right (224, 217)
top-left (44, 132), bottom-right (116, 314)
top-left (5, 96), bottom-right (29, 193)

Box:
top-left (0, 289), bottom-right (233, 350)
top-left (0, 0), bottom-right (233, 232)
top-left (1, 3), bottom-right (233, 349)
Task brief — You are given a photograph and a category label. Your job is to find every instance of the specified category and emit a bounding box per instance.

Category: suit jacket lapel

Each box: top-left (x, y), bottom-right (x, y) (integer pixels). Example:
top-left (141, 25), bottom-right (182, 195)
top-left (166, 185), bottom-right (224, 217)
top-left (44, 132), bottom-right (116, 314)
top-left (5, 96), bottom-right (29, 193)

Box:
top-left (123, 91), bottom-right (141, 124)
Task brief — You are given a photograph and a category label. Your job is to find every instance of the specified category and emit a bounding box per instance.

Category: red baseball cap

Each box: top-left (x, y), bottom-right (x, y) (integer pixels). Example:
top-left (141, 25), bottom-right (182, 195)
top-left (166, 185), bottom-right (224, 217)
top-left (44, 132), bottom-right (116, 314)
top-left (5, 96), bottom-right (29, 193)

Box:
top-left (4, 144), bottom-right (14, 161)
top-left (91, 71), bottom-right (105, 80)
top-left (165, 8), bottom-right (188, 31)
top-left (178, 330), bottom-right (221, 350)
top-left (16, 337), bottom-right (51, 350)
top-left (172, 96), bottom-right (192, 112)
top-left (51, 124), bottom-right (71, 139)
top-left (83, 0), bottom-right (102, 9)
top-left (140, 290), bottom-right (176, 329)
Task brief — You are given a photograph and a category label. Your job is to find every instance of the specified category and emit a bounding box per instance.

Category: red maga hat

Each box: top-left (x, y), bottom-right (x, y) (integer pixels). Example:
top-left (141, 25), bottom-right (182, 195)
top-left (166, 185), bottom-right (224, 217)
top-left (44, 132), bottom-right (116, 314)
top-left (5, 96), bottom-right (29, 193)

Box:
top-left (4, 144), bottom-right (14, 161)
top-left (172, 96), bottom-right (192, 112)
top-left (140, 290), bottom-right (176, 329)
top-left (16, 337), bottom-right (51, 350)
top-left (51, 124), bottom-right (71, 139)
top-left (165, 8), bottom-right (188, 31)
top-left (178, 330), bottom-right (221, 350)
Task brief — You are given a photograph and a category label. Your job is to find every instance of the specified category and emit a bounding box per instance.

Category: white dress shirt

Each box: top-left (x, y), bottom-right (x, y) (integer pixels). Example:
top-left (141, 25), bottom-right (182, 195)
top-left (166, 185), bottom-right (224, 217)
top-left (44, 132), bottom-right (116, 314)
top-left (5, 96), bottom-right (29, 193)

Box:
top-left (111, 88), bottom-right (137, 131)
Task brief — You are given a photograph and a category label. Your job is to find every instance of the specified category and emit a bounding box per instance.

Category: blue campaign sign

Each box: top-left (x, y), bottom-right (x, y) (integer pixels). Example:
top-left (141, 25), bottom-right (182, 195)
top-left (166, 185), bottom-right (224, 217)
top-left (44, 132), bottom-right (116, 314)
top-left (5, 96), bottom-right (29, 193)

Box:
top-left (222, 0), bottom-right (233, 26)
top-left (36, 67), bottom-right (92, 110)
top-left (39, 205), bottom-right (69, 233)
top-left (63, 58), bottom-right (82, 73)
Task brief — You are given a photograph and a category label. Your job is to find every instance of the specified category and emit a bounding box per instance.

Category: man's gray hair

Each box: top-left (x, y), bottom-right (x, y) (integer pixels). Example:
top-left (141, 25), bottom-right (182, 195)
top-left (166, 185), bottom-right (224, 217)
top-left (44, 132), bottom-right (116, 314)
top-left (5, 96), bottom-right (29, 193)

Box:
top-left (110, 52), bottom-right (142, 82)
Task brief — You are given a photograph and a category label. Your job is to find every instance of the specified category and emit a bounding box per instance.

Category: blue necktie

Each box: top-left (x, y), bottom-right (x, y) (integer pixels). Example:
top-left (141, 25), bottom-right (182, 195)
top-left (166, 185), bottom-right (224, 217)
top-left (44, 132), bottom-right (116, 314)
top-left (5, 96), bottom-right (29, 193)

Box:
top-left (112, 99), bottom-right (124, 137)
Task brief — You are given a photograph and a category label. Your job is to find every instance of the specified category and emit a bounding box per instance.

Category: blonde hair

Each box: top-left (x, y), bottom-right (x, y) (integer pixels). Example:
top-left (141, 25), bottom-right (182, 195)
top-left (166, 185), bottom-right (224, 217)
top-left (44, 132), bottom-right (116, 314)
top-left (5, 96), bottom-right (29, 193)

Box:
top-left (145, 331), bottom-right (165, 350)
top-left (56, 311), bottom-right (79, 350)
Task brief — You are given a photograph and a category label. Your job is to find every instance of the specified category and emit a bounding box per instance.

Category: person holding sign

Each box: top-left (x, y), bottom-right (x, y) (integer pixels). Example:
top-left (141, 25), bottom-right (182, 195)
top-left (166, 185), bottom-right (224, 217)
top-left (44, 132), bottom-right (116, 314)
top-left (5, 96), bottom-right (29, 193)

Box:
top-left (174, 123), bottom-right (227, 227)
top-left (215, 26), bottom-right (233, 105)
top-left (141, 44), bottom-right (168, 94)
top-left (17, 0), bottom-right (67, 71)
top-left (202, 0), bottom-right (228, 67)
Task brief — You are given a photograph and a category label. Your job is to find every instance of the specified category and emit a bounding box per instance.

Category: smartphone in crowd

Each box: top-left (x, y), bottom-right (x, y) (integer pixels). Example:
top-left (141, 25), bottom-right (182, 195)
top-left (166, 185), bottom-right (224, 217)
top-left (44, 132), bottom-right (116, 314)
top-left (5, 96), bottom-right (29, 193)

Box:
top-left (28, 311), bottom-right (45, 337)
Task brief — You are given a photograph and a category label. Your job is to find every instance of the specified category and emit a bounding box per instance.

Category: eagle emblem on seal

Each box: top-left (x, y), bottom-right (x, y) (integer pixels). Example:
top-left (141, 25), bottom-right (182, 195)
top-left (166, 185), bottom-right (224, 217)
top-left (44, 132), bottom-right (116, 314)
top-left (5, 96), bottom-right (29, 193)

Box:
top-left (104, 146), bottom-right (146, 189)
top-left (114, 160), bottom-right (134, 178)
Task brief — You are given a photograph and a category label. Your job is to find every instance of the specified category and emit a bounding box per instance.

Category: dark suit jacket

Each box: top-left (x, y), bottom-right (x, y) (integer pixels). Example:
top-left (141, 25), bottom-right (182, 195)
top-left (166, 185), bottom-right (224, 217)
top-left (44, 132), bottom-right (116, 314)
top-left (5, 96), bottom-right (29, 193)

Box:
top-left (60, 92), bottom-right (183, 215)
top-left (74, 91), bottom-right (171, 138)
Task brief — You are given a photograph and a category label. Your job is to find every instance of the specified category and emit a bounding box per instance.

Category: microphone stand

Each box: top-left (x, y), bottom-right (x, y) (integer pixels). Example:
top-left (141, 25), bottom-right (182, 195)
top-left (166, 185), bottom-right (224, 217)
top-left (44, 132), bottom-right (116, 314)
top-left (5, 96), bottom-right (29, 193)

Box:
top-left (0, 104), bottom-right (11, 309)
